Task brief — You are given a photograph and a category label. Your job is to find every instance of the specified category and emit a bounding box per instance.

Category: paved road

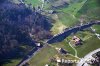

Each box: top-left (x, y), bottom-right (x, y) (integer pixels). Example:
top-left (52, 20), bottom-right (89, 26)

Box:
top-left (77, 48), bottom-right (100, 66)
top-left (17, 43), bottom-right (47, 66)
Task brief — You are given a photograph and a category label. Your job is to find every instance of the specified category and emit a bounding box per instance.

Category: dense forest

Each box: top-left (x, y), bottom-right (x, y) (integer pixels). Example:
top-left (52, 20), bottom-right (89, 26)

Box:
top-left (0, 0), bottom-right (53, 64)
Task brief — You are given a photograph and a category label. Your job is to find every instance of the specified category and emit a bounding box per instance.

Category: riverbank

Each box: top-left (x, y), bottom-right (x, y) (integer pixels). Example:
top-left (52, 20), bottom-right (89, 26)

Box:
top-left (47, 21), bottom-right (100, 44)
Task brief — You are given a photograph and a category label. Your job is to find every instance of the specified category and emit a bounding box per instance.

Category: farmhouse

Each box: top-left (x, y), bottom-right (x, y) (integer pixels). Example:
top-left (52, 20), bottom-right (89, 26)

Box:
top-left (72, 36), bottom-right (82, 46)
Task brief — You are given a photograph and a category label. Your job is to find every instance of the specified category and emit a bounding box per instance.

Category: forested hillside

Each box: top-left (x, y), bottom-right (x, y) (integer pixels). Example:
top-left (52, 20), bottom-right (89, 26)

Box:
top-left (0, 0), bottom-right (52, 65)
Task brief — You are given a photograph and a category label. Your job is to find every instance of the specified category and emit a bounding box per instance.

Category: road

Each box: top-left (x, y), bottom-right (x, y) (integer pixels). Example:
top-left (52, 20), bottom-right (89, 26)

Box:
top-left (77, 48), bottom-right (100, 66)
top-left (17, 43), bottom-right (48, 66)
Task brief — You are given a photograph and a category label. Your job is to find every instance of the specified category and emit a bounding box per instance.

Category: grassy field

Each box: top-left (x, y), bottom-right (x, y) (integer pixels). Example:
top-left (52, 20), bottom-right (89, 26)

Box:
top-left (2, 59), bottom-right (21, 66)
top-left (50, 0), bottom-right (100, 58)
top-left (57, 13), bottom-right (78, 27)
top-left (78, 0), bottom-right (100, 14)
top-left (73, 0), bottom-right (100, 58)
top-left (75, 35), bottom-right (100, 57)
top-left (77, 0), bottom-right (100, 21)
top-left (93, 25), bottom-right (100, 34)
top-left (28, 45), bottom-right (78, 66)
top-left (50, 14), bottom-right (67, 34)
top-left (51, 40), bottom-right (75, 56)
top-left (69, 0), bottom-right (100, 57)
top-left (51, 0), bottom-right (87, 27)
top-left (69, 31), bottom-right (95, 57)
top-left (28, 45), bottom-right (58, 66)
top-left (24, 0), bottom-right (42, 7)
top-left (51, 28), bottom-right (100, 58)
top-left (57, 0), bottom-right (87, 15)
top-left (51, 21), bottom-right (66, 34)
top-left (64, 30), bottom-right (100, 58)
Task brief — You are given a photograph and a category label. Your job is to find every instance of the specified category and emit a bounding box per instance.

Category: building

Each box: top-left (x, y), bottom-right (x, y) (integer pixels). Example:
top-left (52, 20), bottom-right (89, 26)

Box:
top-left (72, 36), bottom-right (82, 46)
top-left (56, 48), bottom-right (68, 54)
top-left (45, 64), bottom-right (49, 66)
top-left (36, 42), bottom-right (43, 48)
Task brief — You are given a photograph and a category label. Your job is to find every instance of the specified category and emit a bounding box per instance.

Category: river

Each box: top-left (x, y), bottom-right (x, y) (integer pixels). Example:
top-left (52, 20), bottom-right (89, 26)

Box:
top-left (47, 21), bottom-right (100, 44)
